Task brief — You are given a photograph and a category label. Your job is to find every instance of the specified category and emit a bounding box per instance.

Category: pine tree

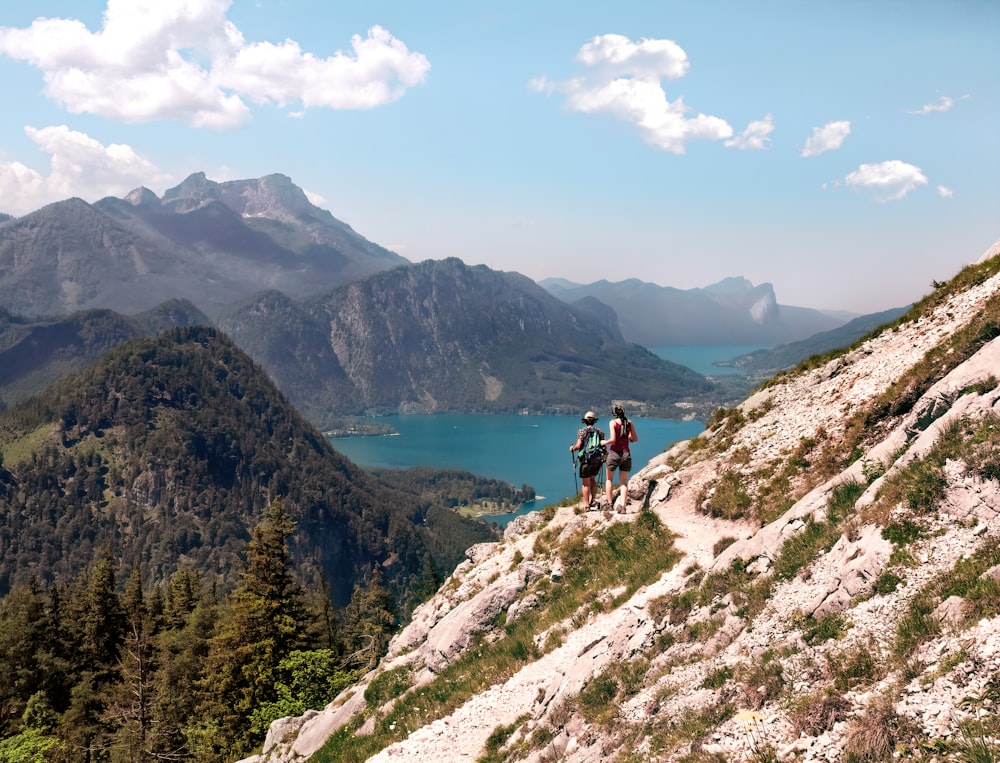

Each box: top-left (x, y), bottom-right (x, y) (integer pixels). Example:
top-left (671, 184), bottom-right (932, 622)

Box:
top-left (339, 564), bottom-right (395, 671)
top-left (109, 566), bottom-right (157, 762)
top-left (0, 579), bottom-right (47, 736)
top-left (200, 498), bottom-right (310, 754)
top-left (149, 570), bottom-right (217, 761)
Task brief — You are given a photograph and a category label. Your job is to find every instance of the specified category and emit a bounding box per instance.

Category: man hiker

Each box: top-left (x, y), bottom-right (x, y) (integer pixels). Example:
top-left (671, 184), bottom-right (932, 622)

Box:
top-left (603, 404), bottom-right (638, 513)
top-left (570, 411), bottom-right (606, 509)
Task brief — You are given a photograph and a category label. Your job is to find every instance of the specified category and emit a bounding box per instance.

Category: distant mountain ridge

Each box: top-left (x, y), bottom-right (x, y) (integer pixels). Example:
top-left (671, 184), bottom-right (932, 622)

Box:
top-left (541, 275), bottom-right (848, 347)
top-left (0, 172), bottom-right (406, 319)
top-left (218, 257), bottom-right (715, 425)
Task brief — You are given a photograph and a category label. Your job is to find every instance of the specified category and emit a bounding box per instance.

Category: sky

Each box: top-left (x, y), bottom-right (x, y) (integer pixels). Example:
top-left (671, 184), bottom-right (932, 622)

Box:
top-left (0, 1), bottom-right (998, 315)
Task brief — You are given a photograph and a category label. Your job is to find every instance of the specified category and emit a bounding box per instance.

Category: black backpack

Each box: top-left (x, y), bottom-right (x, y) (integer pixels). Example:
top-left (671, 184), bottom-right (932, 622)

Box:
top-left (579, 425), bottom-right (606, 466)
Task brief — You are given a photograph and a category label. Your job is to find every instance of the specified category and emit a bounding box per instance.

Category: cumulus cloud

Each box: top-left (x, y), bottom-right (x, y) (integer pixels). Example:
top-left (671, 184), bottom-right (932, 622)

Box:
top-left (0, 125), bottom-right (168, 214)
top-left (936, 185), bottom-right (954, 199)
top-left (0, 0), bottom-right (429, 128)
top-left (906, 94), bottom-right (969, 115)
top-left (530, 33), bottom-right (733, 154)
top-left (842, 160), bottom-right (928, 202)
top-left (801, 120), bottom-right (851, 157)
top-left (724, 114), bottom-right (774, 150)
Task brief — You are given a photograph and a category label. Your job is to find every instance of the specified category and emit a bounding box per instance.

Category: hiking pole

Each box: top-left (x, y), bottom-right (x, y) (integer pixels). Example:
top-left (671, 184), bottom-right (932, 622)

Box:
top-left (571, 451), bottom-right (578, 498)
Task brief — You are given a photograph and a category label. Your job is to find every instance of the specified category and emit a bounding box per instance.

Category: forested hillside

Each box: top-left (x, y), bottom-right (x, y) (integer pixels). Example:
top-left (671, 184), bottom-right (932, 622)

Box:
top-left (0, 299), bottom-right (210, 411)
top-left (0, 326), bottom-right (495, 605)
top-left (0, 326), bottom-right (503, 760)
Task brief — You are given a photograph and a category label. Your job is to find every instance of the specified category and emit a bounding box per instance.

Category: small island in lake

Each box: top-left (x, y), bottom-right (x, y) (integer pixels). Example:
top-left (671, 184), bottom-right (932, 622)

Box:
top-left (323, 418), bottom-right (397, 438)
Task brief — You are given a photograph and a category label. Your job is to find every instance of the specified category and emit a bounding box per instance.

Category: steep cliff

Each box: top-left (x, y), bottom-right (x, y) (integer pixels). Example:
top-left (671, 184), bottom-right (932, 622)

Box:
top-left (248, 237), bottom-right (1000, 762)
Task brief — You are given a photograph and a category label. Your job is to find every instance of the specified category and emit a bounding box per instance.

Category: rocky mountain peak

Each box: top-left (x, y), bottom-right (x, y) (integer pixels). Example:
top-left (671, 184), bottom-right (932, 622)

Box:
top-left (159, 171), bottom-right (219, 213)
top-left (216, 173), bottom-right (323, 224)
top-left (124, 186), bottom-right (161, 207)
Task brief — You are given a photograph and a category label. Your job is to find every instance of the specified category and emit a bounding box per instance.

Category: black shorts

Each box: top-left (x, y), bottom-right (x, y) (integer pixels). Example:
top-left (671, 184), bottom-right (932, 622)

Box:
top-left (606, 450), bottom-right (631, 473)
top-left (580, 459), bottom-right (602, 479)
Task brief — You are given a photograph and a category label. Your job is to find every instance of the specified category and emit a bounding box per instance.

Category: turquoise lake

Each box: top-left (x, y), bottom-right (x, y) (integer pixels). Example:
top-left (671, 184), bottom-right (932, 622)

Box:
top-left (327, 413), bottom-right (705, 525)
top-left (650, 345), bottom-right (765, 376)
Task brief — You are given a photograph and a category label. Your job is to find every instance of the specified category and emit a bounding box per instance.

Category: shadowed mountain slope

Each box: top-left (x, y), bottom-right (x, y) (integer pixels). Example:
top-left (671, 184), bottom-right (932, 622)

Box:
top-left (0, 299), bottom-right (210, 411)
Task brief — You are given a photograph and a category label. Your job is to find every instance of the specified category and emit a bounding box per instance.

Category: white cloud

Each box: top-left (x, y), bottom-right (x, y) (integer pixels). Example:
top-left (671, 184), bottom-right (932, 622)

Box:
top-left (531, 34), bottom-right (733, 154)
top-left (936, 185), bottom-right (954, 198)
top-left (842, 160), bottom-right (928, 202)
top-left (724, 114), bottom-right (774, 150)
top-left (0, 0), bottom-right (429, 128)
top-left (0, 125), bottom-right (168, 214)
top-left (801, 120), bottom-right (851, 157)
top-left (906, 94), bottom-right (969, 115)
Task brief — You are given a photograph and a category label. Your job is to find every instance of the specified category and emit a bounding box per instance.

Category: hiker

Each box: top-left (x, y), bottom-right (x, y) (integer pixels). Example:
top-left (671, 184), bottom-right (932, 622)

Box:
top-left (603, 404), bottom-right (638, 512)
top-left (569, 411), bottom-right (606, 509)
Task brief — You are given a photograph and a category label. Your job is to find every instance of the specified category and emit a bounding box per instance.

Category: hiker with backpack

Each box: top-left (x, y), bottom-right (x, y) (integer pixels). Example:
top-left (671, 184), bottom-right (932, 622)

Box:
top-left (603, 404), bottom-right (638, 512)
top-left (569, 411), bottom-right (606, 509)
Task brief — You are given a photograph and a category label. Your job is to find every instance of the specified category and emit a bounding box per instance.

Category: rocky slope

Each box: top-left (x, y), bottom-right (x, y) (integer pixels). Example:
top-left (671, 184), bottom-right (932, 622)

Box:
top-left (248, 238), bottom-right (1000, 762)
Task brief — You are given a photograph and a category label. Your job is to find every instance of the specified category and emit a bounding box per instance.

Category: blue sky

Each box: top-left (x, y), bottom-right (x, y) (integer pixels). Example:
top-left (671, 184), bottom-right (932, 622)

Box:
top-left (0, 0), bottom-right (997, 315)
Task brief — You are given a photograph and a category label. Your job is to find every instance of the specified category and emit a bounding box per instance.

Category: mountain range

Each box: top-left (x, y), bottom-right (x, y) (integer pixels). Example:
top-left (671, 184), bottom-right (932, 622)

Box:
top-left (541, 275), bottom-right (848, 347)
top-left (216, 257), bottom-right (714, 425)
top-left (0, 174), bottom-right (731, 422)
top-left (0, 172), bottom-right (892, 425)
top-left (0, 172), bottom-right (405, 319)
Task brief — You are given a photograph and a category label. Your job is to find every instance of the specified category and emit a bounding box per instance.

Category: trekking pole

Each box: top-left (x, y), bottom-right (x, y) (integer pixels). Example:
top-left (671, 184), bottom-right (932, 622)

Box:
top-left (571, 451), bottom-right (578, 498)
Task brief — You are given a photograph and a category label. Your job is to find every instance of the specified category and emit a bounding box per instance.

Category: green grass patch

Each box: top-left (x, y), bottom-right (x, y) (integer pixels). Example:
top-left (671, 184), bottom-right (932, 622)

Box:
top-left (364, 665), bottom-right (414, 707)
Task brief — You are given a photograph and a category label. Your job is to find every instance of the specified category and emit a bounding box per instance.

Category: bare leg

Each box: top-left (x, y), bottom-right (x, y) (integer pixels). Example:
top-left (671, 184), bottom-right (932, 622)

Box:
top-left (616, 471), bottom-right (630, 511)
top-left (605, 470), bottom-right (616, 504)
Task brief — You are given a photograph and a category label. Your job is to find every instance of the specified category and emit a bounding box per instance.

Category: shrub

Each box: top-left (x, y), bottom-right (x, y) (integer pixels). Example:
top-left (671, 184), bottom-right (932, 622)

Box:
top-left (881, 518), bottom-right (927, 547)
top-left (704, 470), bottom-right (752, 521)
top-left (843, 692), bottom-right (917, 763)
top-left (736, 650), bottom-right (786, 709)
top-left (712, 536), bottom-right (738, 557)
top-left (790, 690), bottom-right (852, 736)
top-left (830, 638), bottom-right (886, 691)
top-left (798, 611), bottom-right (849, 645)
top-left (701, 665), bottom-right (734, 690)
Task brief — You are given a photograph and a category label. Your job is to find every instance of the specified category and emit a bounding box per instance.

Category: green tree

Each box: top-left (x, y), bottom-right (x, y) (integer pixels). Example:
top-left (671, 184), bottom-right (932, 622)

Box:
top-left (56, 552), bottom-right (125, 762)
top-left (0, 692), bottom-right (62, 762)
top-left (248, 649), bottom-right (356, 736)
top-left (0, 580), bottom-right (47, 736)
top-left (200, 498), bottom-right (310, 755)
top-left (339, 564), bottom-right (395, 671)
top-left (150, 572), bottom-right (218, 762)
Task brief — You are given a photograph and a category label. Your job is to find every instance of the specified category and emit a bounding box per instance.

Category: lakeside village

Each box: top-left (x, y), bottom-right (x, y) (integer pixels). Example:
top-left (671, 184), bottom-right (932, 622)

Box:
top-left (322, 417), bottom-right (536, 518)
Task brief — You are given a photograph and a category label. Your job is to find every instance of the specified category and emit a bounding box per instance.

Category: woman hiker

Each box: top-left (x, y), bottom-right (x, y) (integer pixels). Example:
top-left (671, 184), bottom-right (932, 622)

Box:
top-left (569, 410), bottom-right (605, 509)
top-left (603, 404), bottom-right (638, 512)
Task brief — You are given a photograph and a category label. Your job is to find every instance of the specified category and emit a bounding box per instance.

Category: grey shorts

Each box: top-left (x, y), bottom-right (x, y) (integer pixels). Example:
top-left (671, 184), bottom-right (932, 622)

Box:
top-left (606, 450), bottom-right (631, 473)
